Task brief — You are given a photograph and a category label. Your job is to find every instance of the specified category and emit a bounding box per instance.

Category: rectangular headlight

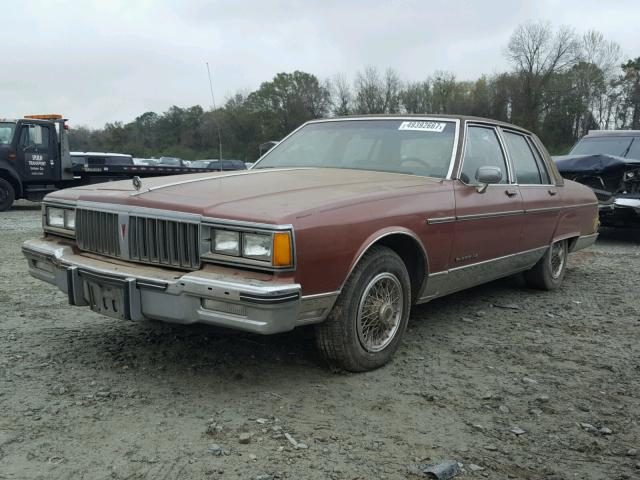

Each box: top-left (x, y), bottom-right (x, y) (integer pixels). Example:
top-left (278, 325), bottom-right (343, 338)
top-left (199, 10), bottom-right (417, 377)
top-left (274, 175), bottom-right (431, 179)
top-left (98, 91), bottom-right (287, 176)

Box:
top-left (213, 230), bottom-right (240, 256)
top-left (242, 233), bottom-right (272, 261)
top-left (64, 209), bottom-right (75, 230)
top-left (46, 207), bottom-right (65, 228)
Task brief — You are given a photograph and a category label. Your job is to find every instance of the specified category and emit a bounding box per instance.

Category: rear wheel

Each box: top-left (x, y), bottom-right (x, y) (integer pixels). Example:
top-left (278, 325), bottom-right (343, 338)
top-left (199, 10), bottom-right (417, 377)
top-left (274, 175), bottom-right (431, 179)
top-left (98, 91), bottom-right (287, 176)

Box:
top-left (0, 178), bottom-right (15, 212)
top-left (315, 246), bottom-right (411, 372)
top-left (524, 239), bottom-right (568, 290)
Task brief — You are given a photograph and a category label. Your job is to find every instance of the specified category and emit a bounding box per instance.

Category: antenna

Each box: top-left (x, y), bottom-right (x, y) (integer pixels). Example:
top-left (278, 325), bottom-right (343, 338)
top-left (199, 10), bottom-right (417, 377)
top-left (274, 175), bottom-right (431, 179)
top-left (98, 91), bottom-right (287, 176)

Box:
top-left (206, 62), bottom-right (223, 171)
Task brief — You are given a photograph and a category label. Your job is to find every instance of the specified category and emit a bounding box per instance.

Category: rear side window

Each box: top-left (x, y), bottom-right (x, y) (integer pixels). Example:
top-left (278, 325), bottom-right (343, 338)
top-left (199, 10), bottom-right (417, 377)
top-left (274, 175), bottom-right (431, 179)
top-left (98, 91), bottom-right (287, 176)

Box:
top-left (503, 131), bottom-right (546, 184)
top-left (461, 126), bottom-right (508, 184)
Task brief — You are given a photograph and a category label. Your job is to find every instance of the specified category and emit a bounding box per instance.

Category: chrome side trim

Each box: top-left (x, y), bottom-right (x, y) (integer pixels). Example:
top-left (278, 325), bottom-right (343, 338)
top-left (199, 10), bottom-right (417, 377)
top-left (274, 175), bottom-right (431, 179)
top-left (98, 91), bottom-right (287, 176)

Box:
top-left (570, 233), bottom-right (598, 252)
top-left (426, 203), bottom-right (597, 224)
top-left (418, 246), bottom-right (547, 302)
top-left (525, 206), bottom-right (564, 214)
top-left (456, 210), bottom-right (524, 221)
top-left (567, 202), bottom-right (599, 209)
top-left (426, 216), bottom-right (456, 225)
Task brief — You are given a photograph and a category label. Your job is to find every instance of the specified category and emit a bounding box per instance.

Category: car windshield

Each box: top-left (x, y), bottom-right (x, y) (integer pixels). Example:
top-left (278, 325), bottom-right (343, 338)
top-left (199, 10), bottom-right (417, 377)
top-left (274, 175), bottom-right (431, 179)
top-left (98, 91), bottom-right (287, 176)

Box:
top-left (0, 122), bottom-right (16, 145)
top-left (625, 139), bottom-right (640, 160)
top-left (253, 119), bottom-right (457, 178)
top-left (569, 137), bottom-right (635, 157)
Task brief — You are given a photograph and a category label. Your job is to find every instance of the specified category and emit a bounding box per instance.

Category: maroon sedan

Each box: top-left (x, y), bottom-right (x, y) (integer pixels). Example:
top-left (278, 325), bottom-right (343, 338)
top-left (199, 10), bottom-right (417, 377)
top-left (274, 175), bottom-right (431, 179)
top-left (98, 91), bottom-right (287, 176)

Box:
top-left (22, 115), bottom-right (598, 371)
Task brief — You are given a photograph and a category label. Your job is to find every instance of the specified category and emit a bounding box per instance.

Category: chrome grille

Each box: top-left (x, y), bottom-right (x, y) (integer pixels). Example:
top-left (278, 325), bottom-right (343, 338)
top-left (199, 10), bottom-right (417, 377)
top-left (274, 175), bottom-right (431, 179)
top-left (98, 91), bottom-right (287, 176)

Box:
top-left (76, 209), bottom-right (120, 257)
top-left (129, 216), bottom-right (200, 269)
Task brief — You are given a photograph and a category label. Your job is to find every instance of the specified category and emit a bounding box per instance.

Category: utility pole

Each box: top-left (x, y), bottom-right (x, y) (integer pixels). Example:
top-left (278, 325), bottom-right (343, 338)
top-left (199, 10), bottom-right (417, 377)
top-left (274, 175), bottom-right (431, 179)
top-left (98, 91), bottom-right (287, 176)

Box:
top-left (206, 62), bottom-right (224, 171)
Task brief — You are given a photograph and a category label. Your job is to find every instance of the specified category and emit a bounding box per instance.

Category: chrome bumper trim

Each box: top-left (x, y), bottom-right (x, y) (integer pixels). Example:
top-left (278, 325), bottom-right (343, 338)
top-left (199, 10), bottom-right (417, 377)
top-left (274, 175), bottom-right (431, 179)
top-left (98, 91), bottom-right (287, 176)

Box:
top-left (22, 238), bottom-right (337, 334)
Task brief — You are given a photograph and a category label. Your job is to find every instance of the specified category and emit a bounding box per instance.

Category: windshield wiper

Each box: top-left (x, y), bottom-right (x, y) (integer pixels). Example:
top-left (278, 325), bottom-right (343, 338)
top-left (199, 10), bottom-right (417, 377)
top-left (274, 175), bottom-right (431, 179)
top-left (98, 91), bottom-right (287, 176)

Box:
top-left (622, 138), bottom-right (635, 158)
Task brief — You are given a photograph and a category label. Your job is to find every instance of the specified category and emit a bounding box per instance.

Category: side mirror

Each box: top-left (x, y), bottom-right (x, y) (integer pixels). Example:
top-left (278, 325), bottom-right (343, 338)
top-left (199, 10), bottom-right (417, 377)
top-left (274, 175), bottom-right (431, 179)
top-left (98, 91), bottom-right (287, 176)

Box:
top-left (475, 166), bottom-right (502, 193)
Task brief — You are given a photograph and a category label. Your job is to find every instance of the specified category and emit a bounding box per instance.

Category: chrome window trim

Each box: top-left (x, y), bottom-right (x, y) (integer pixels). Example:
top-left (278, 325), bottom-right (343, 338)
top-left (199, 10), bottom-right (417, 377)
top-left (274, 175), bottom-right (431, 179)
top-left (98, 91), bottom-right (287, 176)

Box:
top-left (525, 134), bottom-right (553, 185)
top-left (456, 121), bottom-right (514, 186)
top-left (499, 128), bottom-right (555, 187)
top-left (251, 116), bottom-right (461, 180)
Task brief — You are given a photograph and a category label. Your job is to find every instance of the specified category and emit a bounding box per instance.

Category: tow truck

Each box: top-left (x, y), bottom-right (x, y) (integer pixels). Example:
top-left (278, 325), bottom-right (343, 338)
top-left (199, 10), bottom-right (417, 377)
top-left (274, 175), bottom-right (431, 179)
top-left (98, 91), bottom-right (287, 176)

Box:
top-left (0, 114), bottom-right (226, 211)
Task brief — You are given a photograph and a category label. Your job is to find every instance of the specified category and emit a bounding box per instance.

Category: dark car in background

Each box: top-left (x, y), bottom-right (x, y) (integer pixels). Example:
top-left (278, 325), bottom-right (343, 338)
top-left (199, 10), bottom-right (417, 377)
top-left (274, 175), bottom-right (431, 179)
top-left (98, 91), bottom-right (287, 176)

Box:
top-left (555, 130), bottom-right (640, 226)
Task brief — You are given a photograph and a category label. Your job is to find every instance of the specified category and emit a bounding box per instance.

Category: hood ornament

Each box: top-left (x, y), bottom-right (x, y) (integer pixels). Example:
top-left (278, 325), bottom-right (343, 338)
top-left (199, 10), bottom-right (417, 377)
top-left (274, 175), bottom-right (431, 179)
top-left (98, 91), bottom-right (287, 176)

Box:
top-left (132, 176), bottom-right (142, 191)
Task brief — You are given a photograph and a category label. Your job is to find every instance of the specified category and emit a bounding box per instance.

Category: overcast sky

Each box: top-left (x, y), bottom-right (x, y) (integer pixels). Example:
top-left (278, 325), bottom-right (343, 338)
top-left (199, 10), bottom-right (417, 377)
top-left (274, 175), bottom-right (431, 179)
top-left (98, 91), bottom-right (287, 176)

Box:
top-left (2, 0), bottom-right (638, 128)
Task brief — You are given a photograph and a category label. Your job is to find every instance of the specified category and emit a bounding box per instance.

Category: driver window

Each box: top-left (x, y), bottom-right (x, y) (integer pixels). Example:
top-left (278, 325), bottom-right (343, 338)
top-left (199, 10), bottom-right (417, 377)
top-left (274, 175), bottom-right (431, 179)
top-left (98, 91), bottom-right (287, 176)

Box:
top-left (460, 126), bottom-right (508, 184)
top-left (19, 125), bottom-right (49, 149)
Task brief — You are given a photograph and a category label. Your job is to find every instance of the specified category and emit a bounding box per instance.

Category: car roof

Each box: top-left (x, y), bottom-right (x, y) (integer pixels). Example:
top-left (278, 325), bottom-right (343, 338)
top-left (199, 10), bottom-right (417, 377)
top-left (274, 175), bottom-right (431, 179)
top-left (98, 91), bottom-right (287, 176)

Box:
top-left (584, 130), bottom-right (640, 138)
top-left (306, 114), bottom-right (534, 136)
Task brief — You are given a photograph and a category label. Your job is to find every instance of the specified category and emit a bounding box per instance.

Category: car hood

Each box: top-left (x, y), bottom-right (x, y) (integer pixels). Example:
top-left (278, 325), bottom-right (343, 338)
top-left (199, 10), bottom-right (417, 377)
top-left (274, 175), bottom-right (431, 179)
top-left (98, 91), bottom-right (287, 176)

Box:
top-left (554, 153), bottom-right (640, 175)
top-left (46, 168), bottom-right (441, 224)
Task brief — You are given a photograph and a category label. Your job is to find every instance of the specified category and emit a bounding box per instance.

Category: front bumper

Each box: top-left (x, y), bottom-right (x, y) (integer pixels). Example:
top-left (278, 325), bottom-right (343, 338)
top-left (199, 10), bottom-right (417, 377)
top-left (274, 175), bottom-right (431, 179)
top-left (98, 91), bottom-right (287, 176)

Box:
top-left (599, 197), bottom-right (640, 225)
top-left (22, 238), bottom-right (336, 334)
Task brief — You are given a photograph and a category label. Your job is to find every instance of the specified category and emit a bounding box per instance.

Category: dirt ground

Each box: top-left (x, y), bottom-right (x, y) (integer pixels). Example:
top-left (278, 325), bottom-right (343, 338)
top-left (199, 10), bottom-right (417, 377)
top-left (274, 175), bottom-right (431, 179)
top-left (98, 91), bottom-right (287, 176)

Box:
top-left (1, 201), bottom-right (639, 480)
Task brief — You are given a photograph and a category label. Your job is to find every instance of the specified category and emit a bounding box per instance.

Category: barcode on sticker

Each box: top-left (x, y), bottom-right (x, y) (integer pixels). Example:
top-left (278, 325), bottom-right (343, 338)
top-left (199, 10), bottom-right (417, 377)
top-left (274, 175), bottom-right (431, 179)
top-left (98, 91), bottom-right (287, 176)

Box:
top-left (398, 121), bottom-right (447, 132)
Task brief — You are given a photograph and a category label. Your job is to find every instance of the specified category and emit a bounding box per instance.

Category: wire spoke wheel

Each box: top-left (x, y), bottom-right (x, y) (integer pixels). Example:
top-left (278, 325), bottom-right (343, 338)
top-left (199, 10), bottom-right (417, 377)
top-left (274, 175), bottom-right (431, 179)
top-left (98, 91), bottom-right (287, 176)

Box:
top-left (549, 242), bottom-right (566, 279)
top-left (356, 272), bottom-right (403, 353)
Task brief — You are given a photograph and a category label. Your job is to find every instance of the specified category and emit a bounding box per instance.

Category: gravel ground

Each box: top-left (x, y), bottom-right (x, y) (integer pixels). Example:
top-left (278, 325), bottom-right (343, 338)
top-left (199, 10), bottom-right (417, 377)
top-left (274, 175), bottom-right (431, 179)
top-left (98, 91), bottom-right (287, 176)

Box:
top-left (1, 201), bottom-right (639, 480)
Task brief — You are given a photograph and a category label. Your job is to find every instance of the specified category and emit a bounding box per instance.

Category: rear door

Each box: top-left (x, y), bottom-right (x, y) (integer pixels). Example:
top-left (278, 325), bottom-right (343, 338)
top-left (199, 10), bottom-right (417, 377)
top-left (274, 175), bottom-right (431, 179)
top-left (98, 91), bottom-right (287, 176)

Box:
top-left (16, 122), bottom-right (57, 181)
top-left (500, 128), bottom-right (561, 251)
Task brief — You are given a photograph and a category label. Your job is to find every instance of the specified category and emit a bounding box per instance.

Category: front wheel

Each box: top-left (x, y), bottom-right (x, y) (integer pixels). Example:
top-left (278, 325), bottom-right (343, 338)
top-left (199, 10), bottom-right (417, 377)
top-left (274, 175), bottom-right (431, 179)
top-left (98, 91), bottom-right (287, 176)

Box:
top-left (0, 178), bottom-right (15, 212)
top-left (524, 239), bottom-right (568, 290)
top-left (315, 246), bottom-right (411, 372)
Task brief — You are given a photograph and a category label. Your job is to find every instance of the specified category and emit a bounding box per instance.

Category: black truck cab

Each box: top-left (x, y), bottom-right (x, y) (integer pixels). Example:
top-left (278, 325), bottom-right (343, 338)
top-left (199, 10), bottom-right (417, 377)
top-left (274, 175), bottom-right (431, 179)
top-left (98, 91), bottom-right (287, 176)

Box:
top-left (0, 115), bottom-right (73, 210)
top-left (0, 114), bottom-right (234, 211)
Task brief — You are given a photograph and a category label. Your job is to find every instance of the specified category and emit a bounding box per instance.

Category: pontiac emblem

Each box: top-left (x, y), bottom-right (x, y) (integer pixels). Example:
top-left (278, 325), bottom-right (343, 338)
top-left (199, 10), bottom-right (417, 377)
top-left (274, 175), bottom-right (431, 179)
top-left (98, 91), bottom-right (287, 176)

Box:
top-left (120, 223), bottom-right (127, 239)
top-left (132, 176), bottom-right (142, 191)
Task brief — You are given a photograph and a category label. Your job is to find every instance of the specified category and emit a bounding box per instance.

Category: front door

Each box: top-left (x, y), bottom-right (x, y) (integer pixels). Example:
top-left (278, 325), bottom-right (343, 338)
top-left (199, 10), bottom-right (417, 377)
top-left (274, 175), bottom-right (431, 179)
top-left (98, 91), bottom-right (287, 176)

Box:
top-left (448, 124), bottom-right (524, 292)
top-left (16, 123), bottom-right (57, 182)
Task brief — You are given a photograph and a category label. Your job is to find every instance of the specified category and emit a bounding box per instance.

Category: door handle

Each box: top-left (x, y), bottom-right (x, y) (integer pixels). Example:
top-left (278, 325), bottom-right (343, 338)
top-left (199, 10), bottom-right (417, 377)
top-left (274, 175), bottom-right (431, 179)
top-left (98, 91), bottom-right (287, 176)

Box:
top-left (505, 188), bottom-right (518, 197)
top-left (548, 189), bottom-right (557, 196)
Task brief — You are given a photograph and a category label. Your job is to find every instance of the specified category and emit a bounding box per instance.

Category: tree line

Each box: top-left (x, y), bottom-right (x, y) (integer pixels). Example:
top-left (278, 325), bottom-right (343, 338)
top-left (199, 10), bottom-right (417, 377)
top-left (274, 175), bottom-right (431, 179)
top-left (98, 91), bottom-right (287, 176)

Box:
top-left (69, 21), bottom-right (640, 160)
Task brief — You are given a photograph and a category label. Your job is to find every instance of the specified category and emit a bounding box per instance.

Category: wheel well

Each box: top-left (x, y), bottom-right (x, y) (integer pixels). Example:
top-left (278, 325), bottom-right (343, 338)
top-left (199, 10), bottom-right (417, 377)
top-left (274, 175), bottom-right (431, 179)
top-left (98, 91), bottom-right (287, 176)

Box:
top-left (566, 236), bottom-right (580, 252)
top-left (0, 170), bottom-right (22, 198)
top-left (375, 234), bottom-right (427, 302)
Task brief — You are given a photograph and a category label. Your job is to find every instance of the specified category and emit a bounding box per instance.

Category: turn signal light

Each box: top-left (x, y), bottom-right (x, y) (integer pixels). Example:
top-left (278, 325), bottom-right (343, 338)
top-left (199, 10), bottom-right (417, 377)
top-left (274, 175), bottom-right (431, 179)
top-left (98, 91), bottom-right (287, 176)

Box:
top-left (273, 232), bottom-right (292, 267)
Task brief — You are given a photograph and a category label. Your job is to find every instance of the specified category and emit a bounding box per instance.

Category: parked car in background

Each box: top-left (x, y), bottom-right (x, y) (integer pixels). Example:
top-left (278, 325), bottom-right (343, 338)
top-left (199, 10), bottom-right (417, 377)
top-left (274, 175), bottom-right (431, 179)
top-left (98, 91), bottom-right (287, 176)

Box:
top-left (555, 130), bottom-right (640, 226)
top-left (133, 158), bottom-right (159, 166)
top-left (23, 115), bottom-right (598, 372)
top-left (189, 159), bottom-right (247, 171)
top-left (157, 156), bottom-right (187, 167)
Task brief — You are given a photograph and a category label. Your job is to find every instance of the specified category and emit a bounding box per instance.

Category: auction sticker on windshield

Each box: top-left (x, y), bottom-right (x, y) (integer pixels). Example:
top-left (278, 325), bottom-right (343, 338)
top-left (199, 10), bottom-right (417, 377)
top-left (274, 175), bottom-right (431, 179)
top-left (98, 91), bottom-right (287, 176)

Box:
top-left (398, 121), bottom-right (447, 132)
